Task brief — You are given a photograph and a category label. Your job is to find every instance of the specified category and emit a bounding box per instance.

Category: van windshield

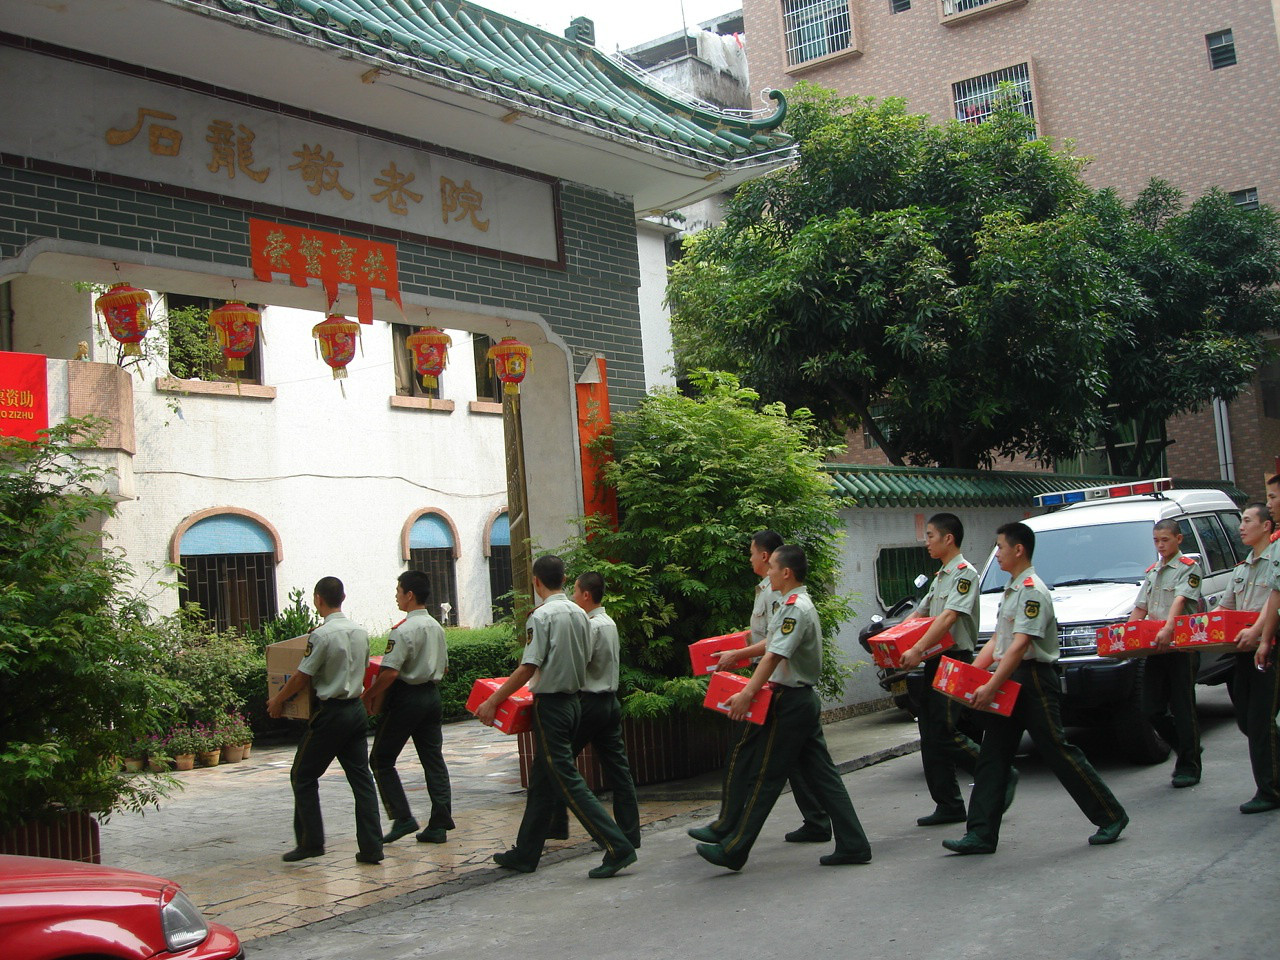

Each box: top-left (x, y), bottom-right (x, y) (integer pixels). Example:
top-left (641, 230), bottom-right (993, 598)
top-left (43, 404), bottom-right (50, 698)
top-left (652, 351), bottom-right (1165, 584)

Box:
top-left (980, 521), bottom-right (1155, 593)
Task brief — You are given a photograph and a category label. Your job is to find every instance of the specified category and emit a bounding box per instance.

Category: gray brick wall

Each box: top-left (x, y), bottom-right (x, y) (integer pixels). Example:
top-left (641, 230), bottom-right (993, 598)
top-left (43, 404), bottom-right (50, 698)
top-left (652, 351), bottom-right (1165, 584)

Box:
top-left (0, 166), bottom-right (647, 411)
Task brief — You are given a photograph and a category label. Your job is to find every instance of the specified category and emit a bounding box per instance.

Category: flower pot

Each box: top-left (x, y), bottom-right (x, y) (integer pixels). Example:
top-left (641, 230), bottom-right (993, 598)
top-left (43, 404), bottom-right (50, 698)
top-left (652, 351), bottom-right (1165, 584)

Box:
top-left (147, 757), bottom-right (169, 773)
top-left (221, 743), bottom-right (244, 763)
top-left (240, 742), bottom-right (252, 759)
top-left (173, 753), bottom-right (195, 771)
top-left (197, 749), bottom-right (221, 768)
top-left (122, 758), bottom-right (145, 774)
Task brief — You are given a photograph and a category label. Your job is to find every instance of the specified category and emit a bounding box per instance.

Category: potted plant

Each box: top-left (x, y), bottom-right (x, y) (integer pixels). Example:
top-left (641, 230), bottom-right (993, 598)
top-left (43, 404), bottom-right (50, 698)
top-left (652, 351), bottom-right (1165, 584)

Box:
top-left (219, 714), bottom-right (248, 763)
top-left (230, 712), bottom-right (253, 760)
top-left (165, 727), bottom-right (200, 772)
top-left (192, 722), bottom-right (221, 768)
top-left (121, 739), bottom-right (149, 774)
top-left (144, 734), bottom-right (171, 774)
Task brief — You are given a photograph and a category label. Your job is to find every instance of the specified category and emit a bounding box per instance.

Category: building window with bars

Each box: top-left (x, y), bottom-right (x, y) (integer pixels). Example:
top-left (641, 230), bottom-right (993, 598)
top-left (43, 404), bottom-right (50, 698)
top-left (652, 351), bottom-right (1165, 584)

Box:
top-left (488, 511), bottom-right (514, 622)
top-left (783, 0), bottom-right (853, 67)
top-left (952, 62), bottom-right (1035, 129)
top-left (891, 0), bottom-right (911, 12)
top-left (165, 293), bottom-right (263, 384)
top-left (1206, 29), bottom-right (1237, 70)
top-left (177, 513), bottom-right (278, 633)
top-left (1230, 187), bottom-right (1259, 210)
top-left (472, 334), bottom-right (504, 403)
top-left (876, 546), bottom-right (940, 609)
top-left (406, 511), bottom-right (459, 625)
top-left (391, 323), bottom-right (442, 400)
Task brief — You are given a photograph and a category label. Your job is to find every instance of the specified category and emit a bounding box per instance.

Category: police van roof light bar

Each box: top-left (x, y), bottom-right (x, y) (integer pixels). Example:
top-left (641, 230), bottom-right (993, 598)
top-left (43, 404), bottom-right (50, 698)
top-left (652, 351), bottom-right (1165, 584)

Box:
top-left (1034, 478), bottom-right (1173, 508)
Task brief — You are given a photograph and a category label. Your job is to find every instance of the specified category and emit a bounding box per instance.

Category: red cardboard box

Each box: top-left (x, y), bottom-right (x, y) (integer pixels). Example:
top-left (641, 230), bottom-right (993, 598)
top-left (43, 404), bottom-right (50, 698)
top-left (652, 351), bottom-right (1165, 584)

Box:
top-left (689, 630), bottom-right (751, 675)
top-left (1172, 610), bottom-right (1258, 654)
top-left (931, 656), bottom-right (1021, 717)
top-left (867, 617), bottom-right (954, 669)
top-left (1096, 620), bottom-right (1165, 658)
top-left (466, 677), bottom-right (535, 734)
top-left (363, 655), bottom-right (383, 690)
top-left (703, 671), bottom-right (773, 725)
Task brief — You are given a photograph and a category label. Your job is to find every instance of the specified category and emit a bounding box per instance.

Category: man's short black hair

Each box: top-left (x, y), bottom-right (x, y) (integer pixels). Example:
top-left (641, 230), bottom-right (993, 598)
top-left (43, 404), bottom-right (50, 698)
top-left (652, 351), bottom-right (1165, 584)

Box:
top-left (532, 554), bottom-right (566, 590)
top-left (1268, 475), bottom-right (1280, 488)
top-left (397, 570), bottom-right (432, 605)
top-left (751, 529), bottom-right (784, 554)
top-left (575, 571), bottom-right (605, 604)
top-left (996, 521), bottom-right (1035, 559)
top-left (772, 544), bottom-right (808, 582)
top-left (1153, 518), bottom-right (1182, 536)
top-left (1245, 501), bottom-right (1273, 526)
top-left (928, 513), bottom-right (964, 547)
top-left (315, 576), bottom-right (345, 608)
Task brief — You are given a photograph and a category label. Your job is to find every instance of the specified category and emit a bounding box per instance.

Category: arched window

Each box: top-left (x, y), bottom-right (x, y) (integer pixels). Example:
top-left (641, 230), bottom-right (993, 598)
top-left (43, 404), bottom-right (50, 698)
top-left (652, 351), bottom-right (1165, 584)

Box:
top-left (487, 511), bottom-right (513, 621)
top-left (407, 512), bottom-right (459, 624)
top-left (176, 512), bottom-right (278, 632)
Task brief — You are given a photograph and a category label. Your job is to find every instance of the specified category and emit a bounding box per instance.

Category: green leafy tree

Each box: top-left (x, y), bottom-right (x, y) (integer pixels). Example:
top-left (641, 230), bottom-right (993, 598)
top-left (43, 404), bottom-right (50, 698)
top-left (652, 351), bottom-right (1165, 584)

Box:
top-left (0, 420), bottom-right (180, 830)
top-left (558, 373), bottom-right (854, 709)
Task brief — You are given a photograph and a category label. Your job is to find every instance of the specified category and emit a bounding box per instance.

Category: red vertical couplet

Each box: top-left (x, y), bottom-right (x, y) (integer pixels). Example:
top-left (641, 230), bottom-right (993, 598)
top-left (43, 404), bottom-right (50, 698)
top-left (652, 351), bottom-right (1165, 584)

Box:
top-left (0, 351), bottom-right (49, 443)
top-left (575, 356), bottom-right (619, 531)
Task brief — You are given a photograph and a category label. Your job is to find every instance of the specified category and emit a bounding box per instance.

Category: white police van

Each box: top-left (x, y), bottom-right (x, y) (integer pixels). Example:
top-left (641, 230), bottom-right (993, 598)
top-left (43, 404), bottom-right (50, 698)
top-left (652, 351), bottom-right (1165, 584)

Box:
top-left (975, 479), bottom-right (1246, 763)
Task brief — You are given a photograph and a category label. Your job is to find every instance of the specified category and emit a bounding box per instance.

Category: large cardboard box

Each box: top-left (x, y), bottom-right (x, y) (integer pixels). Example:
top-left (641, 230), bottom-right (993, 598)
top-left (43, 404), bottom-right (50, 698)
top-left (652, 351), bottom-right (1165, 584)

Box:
top-left (1172, 610), bottom-right (1257, 653)
top-left (688, 630), bottom-right (751, 675)
top-left (1096, 619), bottom-right (1165, 658)
top-left (868, 617), bottom-right (954, 669)
top-left (931, 656), bottom-right (1020, 717)
top-left (466, 677), bottom-right (535, 734)
top-left (265, 635), bottom-right (313, 720)
top-left (702, 671), bottom-right (773, 725)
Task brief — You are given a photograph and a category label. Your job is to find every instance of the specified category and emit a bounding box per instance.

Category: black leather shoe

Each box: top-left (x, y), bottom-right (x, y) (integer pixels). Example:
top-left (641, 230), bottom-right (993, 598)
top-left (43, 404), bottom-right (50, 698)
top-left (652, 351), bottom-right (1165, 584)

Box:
top-left (784, 823), bottom-right (832, 843)
top-left (416, 827), bottom-right (448, 843)
top-left (916, 810), bottom-right (967, 827)
top-left (493, 849), bottom-right (536, 873)
top-left (1088, 814), bottom-right (1129, 845)
top-left (1240, 796), bottom-right (1280, 814)
top-left (382, 818), bottom-right (419, 843)
top-left (819, 849), bottom-right (872, 865)
top-left (355, 851), bottom-right (384, 864)
top-left (687, 825), bottom-right (721, 843)
top-left (281, 846), bottom-right (324, 862)
top-left (1171, 773), bottom-right (1200, 789)
top-left (695, 842), bottom-right (745, 871)
top-left (588, 850), bottom-right (637, 878)
top-left (546, 824), bottom-right (570, 840)
top-left (942, 833), bottom-right (996, 855)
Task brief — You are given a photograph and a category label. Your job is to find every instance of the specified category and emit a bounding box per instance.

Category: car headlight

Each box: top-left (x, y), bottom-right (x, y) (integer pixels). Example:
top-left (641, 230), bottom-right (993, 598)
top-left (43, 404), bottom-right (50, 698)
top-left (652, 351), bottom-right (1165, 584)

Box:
top-left (161, 888), bottom-right (209, 952)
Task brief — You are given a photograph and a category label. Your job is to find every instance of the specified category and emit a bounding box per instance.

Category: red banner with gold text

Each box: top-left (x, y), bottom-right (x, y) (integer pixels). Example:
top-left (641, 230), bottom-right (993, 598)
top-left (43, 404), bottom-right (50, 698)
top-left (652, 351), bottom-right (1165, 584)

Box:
top-left (575, 356), bottom-right (619, 531)
top-left (249, 219), bottom-right (401, 324)
top-left (0, 351), bottom-right (49, 443)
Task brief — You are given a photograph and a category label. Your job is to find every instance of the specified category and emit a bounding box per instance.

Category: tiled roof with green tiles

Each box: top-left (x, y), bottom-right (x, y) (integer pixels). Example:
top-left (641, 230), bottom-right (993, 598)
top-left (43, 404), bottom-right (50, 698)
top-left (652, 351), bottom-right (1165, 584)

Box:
top-left (207, 0), bottom-right (790, 162)
top-left (825, 464), bottom-right (1248, 509)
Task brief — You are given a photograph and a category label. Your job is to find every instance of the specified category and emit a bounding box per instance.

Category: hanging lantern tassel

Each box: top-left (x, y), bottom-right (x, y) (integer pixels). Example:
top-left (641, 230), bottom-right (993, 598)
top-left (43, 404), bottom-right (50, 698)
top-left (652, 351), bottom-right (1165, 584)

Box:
top-left (94, 282), bottom-right (152, 356)
top-left (487, 337), bottom-right (532, 395)
top-left (313, 315), bottom-right (360, 384)
top-left (406, 326), bottom-right (452, 389)
top-left (207, 301), bottom-right (261, 373)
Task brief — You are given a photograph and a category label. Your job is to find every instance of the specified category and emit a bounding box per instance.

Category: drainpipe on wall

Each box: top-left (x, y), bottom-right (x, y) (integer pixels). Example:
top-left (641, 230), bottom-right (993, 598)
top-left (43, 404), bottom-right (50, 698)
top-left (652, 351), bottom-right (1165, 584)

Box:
top-left (1212, 396), bottom-right (1236, 484)
top-left (0, 281), bottom-right (12, 352)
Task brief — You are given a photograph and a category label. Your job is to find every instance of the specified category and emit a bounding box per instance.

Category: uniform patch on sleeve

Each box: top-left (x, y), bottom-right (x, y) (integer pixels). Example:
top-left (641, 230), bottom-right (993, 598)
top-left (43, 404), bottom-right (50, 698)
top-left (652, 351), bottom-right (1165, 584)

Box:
top-left (385, 637), bottom-right (396, 653)
top-left (956, 578), bottom-right (972, 595)
top-left (1023, 600), bottom-right (1040, 618)
top-left (772, 600), bottom-right (781, 614)
top-left (304, 641), bottom-right (313, 656)
top-left (525, 626), bottom-right (534, 643)
top-left (781, 617), bottom-right (796, 635)
top-left (1188, 575), bottom-right (1201, 589)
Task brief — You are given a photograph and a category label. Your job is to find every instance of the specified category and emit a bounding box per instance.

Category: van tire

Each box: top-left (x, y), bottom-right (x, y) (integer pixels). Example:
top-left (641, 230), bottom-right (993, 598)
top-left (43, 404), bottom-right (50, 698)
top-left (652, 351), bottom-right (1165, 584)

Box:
top-left (1112, 661), bottom-right (1172, 765)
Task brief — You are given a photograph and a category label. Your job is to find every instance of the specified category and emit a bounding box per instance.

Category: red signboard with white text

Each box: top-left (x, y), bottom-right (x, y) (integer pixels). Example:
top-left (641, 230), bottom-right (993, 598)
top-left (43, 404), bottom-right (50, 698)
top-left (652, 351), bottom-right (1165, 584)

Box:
top-left (0, 352), bottom-right (48, 442)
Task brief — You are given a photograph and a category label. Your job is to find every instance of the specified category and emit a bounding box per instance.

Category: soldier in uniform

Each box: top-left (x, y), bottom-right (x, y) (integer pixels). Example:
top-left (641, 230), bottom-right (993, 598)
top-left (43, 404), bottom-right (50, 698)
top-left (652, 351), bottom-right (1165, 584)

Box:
top-left (547, 572), bottom-right (641, 848)
top-left (267, 576), bottom-right (383, 864)
top-left (1128, 519), bottom-right (1204, 787)
top-left (476, 555), bottom-right (637, 878)
top-left (899, 513), bottom-right (1013, 825)
top-left (364, 570), bottom-right (455, 845)
top-left (943, 523), bottom-right (1128, 855)
top-left (695, 544), bottom-right (873, 872)
top-left (1217, 502), bottom-right (1280, 813)
top-left (688, 530), bottom-right (831, 845)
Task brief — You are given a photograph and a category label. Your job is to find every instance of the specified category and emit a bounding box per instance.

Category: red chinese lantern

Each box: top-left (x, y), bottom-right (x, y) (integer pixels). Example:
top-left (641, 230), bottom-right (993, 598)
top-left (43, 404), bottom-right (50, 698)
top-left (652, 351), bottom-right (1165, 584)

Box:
top-left (312, 315), bottom-right (360, 380)
top-left (94, 282), bottom-right (151, 355)
top-left (405, 326), bottom-right (452, 389)
top-left (487, 337), bottom-right (532, 395)
top-left (207, 301), bottom-right (261, 372)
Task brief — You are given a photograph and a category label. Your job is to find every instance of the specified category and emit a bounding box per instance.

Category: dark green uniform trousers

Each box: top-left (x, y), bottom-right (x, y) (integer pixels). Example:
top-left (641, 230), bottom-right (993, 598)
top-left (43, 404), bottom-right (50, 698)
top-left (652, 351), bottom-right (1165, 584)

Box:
top-left (291, 697), bottom-right (382, 858)
top-left (1233, 653), bottom-right (1280, 803)
top-left (967, 661), bottom-right (1125, 849)
top-left (513, 693), bottom-right (635, 868)
top-left (919, 651), bottom-right (981, 816)
top-left (369, 679), bottom-right (454, 830)
top-left (717, 685), bottom-right (869, 867)
top-left (548, 691), bottom-right (641, 846)
top-left (1142, 652), bottom-right (1202, 780)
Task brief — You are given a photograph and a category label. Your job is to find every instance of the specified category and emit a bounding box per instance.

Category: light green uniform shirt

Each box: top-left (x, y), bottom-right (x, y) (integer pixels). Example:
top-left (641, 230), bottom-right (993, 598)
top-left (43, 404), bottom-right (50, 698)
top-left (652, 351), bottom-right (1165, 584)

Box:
top-left (297, 611), bottom-right (369, 700)
top-left (918, 553), bottom-right (980, 652)
top-left (581, 606), bottom-right (621, 694)
top-left (750, 576), bottom-right (784, 645)
top-left (382, 608), bottom-right (447, 684)
top-left (1218, 546), bottom-right (1277, 613)
top-left (521, 591), bottom-right (589, 694)
top-left (1133, 552), bottom-right (1203, 620)
top-left (993, 566), bottom-right (1059, 664)
top-left (765, 585), bottom-right (822, 688)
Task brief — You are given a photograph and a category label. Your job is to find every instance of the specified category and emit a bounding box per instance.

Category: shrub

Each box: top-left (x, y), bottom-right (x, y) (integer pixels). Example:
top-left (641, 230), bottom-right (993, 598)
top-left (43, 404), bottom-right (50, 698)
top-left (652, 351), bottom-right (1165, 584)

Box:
top-left (163, 726), bottom-right (202, 757)
top-left (441, 624), bottom-right (519, 720)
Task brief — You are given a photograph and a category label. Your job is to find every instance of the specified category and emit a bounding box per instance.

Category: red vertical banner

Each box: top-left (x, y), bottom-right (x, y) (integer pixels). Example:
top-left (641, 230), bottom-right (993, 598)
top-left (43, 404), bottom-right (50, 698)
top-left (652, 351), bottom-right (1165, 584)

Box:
top-left (0, 351), bottom-right (48, 443)
top-left (575, 356), bottom-right (619, 530)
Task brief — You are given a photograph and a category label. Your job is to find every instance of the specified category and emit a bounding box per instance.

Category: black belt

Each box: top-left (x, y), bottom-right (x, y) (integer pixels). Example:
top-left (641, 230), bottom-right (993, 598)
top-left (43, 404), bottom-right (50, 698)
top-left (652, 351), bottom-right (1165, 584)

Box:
top-left (533, 691), bottom-right (575, 698)
top-left (320, 696), bottom-right (361, 705)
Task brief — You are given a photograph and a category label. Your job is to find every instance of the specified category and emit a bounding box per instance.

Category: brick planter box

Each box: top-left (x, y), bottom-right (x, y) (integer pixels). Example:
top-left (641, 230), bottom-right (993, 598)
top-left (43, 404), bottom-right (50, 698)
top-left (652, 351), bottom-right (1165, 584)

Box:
top-left (517, 711), bottom-right (730, 790)
top-left (0, 811), bottom-right (101, 863)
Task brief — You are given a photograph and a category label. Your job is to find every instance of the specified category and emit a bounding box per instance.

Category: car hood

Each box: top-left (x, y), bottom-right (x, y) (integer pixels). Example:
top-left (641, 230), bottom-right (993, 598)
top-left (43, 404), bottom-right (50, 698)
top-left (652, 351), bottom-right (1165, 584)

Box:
top-left (979, 581), bottom-right (1139, 630)
top-left (0, 855), bottom-right (166, 897)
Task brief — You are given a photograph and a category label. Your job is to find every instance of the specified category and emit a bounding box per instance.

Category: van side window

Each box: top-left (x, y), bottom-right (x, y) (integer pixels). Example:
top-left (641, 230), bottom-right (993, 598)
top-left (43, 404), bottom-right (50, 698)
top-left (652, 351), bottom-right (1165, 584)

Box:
top-left (1217, 511), bottom-right (1247, 562)
top-left (1190, 515), bottom-right (1233, 574)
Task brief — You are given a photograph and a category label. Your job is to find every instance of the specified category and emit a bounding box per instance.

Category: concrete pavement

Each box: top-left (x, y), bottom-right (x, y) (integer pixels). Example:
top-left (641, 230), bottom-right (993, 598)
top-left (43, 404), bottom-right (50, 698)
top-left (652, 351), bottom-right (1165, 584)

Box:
top-left (99, 704), bottom-right (921, 941)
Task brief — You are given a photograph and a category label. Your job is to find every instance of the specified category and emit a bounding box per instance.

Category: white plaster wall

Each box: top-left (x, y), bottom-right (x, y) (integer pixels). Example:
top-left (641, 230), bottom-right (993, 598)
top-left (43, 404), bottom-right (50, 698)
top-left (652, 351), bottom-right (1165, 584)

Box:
top-left (635, 222), bottom-right (676, 391)
top-left (11, 275), bottom-right (93, 360)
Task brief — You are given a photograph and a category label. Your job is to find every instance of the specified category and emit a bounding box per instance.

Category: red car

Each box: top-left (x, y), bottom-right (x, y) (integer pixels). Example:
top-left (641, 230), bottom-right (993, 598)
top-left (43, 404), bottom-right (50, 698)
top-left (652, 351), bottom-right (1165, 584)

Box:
top-left (0, 855), bottom-right (242, 960)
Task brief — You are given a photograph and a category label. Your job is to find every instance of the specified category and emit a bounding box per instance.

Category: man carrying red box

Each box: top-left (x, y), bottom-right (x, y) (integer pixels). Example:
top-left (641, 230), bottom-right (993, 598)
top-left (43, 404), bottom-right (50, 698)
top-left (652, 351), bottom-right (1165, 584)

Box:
top-left (1127, 519), bottom-right (1204, 788)
top-left (943, 523), bottom-right (1128, 855)
top-left (694, 544), bottom-right (871, 871)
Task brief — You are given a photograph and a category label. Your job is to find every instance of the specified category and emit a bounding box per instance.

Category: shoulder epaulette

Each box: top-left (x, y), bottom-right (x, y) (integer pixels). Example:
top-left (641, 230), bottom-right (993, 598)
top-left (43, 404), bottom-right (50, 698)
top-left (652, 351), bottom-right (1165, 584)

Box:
top-left (956, 562), bottom-right (968, 571)
top-left (785, 594), bottom-right (798, 605)
top-left (1022, 577), bottom-right (1035, 587)
top-left (1270, 530), bottom-right (1280, 543)
top-left (1145, 562), bottom-right (1157, 573)
top-left (1179, 556), bottom-right (1195, 566)
top-left (392, 618), bottom-right (406, 629)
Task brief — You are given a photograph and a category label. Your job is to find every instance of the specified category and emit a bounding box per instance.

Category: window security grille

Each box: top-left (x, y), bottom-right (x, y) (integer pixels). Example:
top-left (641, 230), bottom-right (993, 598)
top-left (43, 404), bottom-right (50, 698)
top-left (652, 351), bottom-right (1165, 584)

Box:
top-left (953, 62), bottom-right (1034, 127)
top-left (783, 0), bottom-right (852, 67)
top-left (891, 0), bottom-right (911, 12)
top-left (1206, 30), bottom-right (1237, 70)
top-left (180, 552), bottom-right (277, 633)
top-left (1230, 187), bottom-right (1259, 211)
top-left (489, 545), bottom-right (514, 620)
top-left (408, 547), bottom-right (459, 623)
